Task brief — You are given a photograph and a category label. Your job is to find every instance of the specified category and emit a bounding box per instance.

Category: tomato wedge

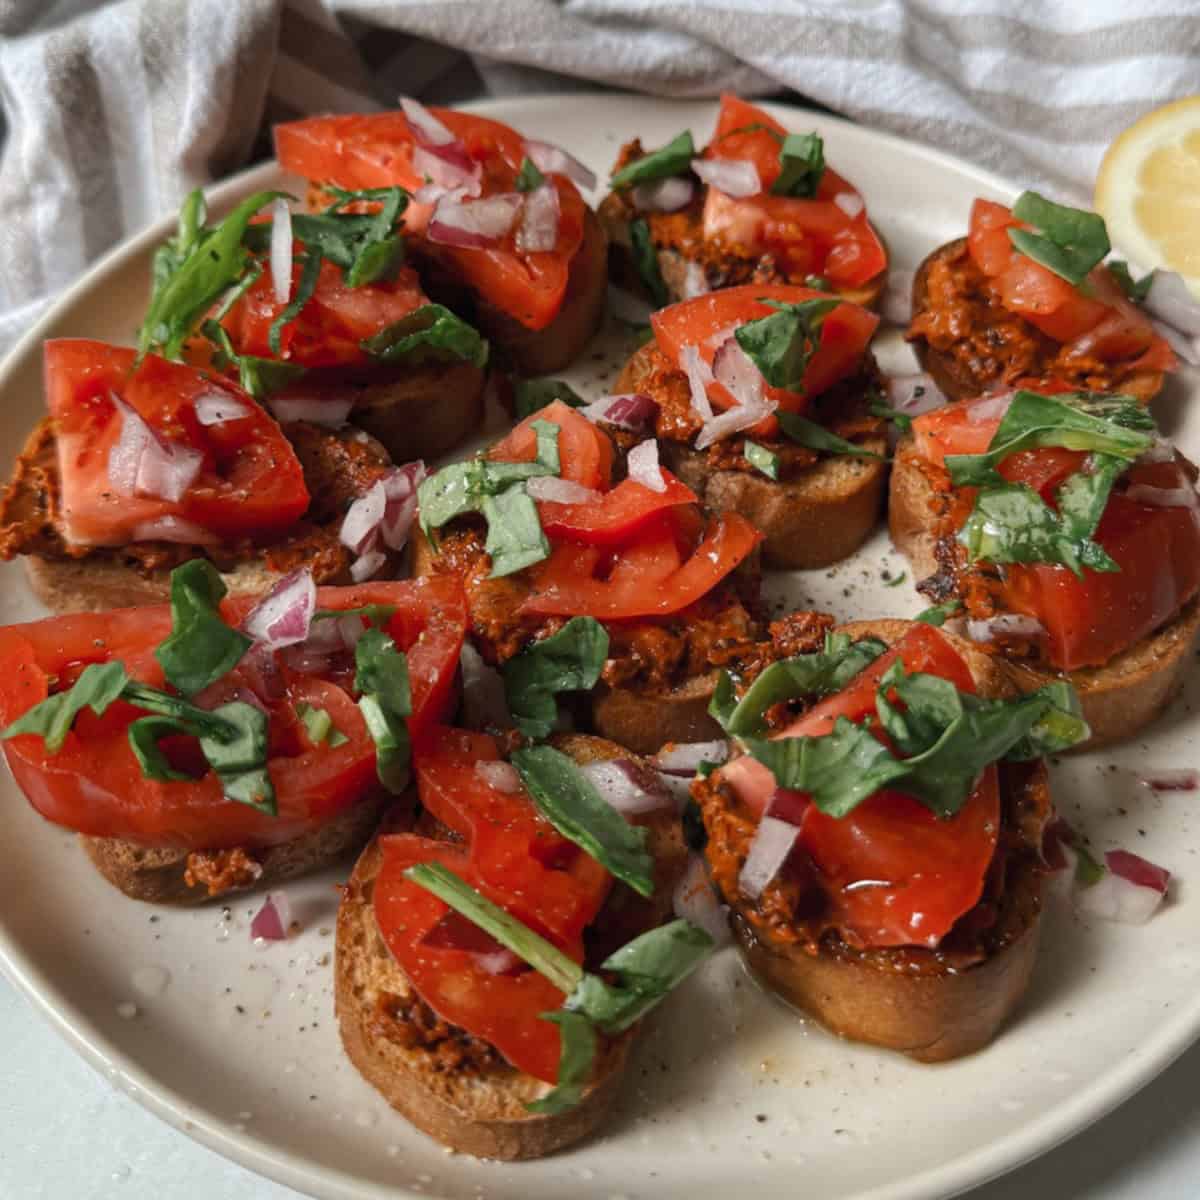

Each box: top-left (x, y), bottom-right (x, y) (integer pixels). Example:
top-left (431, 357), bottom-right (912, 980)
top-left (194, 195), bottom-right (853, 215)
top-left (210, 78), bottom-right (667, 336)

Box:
top-left (522, 512), bottom-right (761, 620)
top-left (537, 471), bottom-right (697, 546)
top-left (719, 624), bottom-right (998, 949)
top-left (0, 579), bottom-right (467, 849)
top-left (373, 726), bottom-right (613, 1083)
top-left (46, 339), bottom-right (309, 548)
top-left (274, 110), bottom-right (587, 331)
top-left (650, 283), bottom-right (878, 421)
top-left (699, 95), bottom-right (887, 289)
top-left (488, 399), bottom-right (614, 490)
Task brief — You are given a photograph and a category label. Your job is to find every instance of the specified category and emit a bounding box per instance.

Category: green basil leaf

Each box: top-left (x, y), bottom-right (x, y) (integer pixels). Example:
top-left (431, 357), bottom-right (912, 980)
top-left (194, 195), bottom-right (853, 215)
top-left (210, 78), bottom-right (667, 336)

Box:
top-left (155, 561), bottom-right (251, 697)
top-left (884, 570), bottom-right (906, 588)
top-left (513, 378), bottom-right (584, 420)
top-left (743, 440), bottom-right (780, 479)
top-left (126, 715), bottom-right (196, 781)
top-left (403, 862), bottom-right (584, 994)
top-left (313, 603), bottom-right (397, 627)
top-left (268, 249), bottom-right (321, 356)
top-left (915, 600), bottom-right (962, 626)
top-left (610, 130), bottom-right (695, 190)
top-left (516, 157), bottom-right (547, 192)
top-left (482, 486), bottom-right (550, 578)
top-left (511, 745), bottom-right (655, 897)
top-left (362, 303), bottom-right (488, 369)
top-left (354, 627), bottom-right (412, 793)
top-left (1074, 841), bottom-right (1106, 886)
top-left (345, 235), bottom-right (405, 288)
top-left (629, 217), bottom-right (668, 307)
top-left (295, 701), bottom-right (348, 747)
top-left (1108, 261), bottom-right (1154, 303)
top-left (777, 411), bottom-right (881, 460)
top-left (502, 616), bottom-right (609, 739)
top-left (735, 297), bottom-right (840, 393)
top-left (1003, 679), bottom-right (1090, 759)
top-left (1008, 191), bottom-right (1110, 286)
top-left (201, 699), bottom-right (275, 813)
top-left (0, 661), bottom-right (129, 752)
top-left (772, 131), bottom-right (825, 198)
top-left (237, 355), bottom-right (306, 399)
top-left (867, 396), bottom-right (913, 434)
top-left (283, 186), bottom-right (408, 278)
top-left (804, 274), bottom-right (832, 292)
top-left (525, 1010), bottom-right (597, 1115)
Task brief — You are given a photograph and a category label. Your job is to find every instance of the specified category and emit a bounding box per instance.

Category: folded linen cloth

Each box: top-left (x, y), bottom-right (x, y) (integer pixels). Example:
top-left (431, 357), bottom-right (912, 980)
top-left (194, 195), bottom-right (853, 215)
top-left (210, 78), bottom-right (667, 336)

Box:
top-left (1, 0), bottom-right (1197, 351)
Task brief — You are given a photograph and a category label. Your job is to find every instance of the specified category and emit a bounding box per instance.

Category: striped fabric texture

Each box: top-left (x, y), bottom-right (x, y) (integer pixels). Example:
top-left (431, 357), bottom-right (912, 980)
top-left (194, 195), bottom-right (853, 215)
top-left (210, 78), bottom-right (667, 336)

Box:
top-left (1, 0), bottom-right (1198, 350)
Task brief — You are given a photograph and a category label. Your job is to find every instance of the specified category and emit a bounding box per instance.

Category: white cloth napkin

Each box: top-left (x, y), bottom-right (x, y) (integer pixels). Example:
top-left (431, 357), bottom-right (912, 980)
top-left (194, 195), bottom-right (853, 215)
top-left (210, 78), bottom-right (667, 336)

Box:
top-left (2, 0), bottom-right (1198, 350)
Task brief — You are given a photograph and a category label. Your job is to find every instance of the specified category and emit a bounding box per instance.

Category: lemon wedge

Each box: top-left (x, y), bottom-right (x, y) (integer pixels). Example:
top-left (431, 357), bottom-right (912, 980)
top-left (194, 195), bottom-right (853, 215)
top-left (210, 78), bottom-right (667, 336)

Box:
top-left (1095, 96), bottom-right (1200, 297)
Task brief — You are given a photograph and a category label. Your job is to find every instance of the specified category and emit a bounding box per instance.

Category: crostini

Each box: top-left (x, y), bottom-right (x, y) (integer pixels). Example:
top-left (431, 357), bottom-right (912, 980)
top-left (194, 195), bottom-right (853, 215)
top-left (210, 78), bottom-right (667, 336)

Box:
top-left (337, 726), bottom-right (705, 1159)
top-left (615, 283), bottom-right (887, 568)
top-left (889, 388), bottom-right (1200, 746)
top-left (908, 193), bottom-right (1176, 401)
top-left (599, 93), bottom-right (887, 309)
top-left (0, 566), bottom-right (466, 902)
top-left (412, 398), bottom-right (766, 755)
top-left (274, 100), bottom-right (606, 375)
top-left (695, 615), bottom-right (1086, 1060)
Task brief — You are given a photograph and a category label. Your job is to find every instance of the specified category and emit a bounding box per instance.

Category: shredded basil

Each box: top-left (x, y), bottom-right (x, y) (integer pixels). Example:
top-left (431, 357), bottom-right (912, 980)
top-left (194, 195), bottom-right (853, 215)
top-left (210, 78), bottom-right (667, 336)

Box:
top-left (1108, 261), bottom-right (1154, 304)
top-left (772, 132), bottom-right (825, 198)
top-left (526, 1011), bottom-right (597, 1114)
top-left (155, 560), bottom-right (251, 697)
top-left (915, 600), bottom-right (962, 627)
top-left (629, 217), bottom-right (668, 307)
top-left (610, 131), bottom-right (695, 190)
top-left (0, 661), bottom-right (128, 752)
top-left (777, 411), bottom-right (880, 460)
top-left (743, 440), bottom-right (780, 479)
top-left (482, 486), bottom-right (550, 578)
top-left (502, 617), bottom-right (609, 739)
top-left (295, 701), bottom-right (348, 747)
top-left (735, 297), bottom-right (840, 393)
top-left (867, 395), bottom-right (913, 434)
top-left (201, 319), bottom-right (306, 399)
top-left (804, 274), bottom-right (832, 292)
top-left (361, 303), bottom-right (488, 369)
top-left (884, 571), bottom-right (907, 588)
top-left (354, 627), bottom-right (412, 793)
top-left (513, 378), bottom-right (585, 420)
top-left (516, 157), bottom-right (547, 192)
top-left (1008, 191), bottom-right (1111, 287)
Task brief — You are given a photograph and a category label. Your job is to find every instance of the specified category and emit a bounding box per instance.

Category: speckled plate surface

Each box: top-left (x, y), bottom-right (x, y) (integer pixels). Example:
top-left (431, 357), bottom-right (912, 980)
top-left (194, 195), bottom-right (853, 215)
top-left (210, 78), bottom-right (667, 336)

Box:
top-left (1, 94), bottom-right (1199, 1200)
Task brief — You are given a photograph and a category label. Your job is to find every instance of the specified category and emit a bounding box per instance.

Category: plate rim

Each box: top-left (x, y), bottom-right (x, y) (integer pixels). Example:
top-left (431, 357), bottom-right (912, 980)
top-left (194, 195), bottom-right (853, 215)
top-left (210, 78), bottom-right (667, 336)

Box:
top-left (0, 91), bottom-right (1193, 1200)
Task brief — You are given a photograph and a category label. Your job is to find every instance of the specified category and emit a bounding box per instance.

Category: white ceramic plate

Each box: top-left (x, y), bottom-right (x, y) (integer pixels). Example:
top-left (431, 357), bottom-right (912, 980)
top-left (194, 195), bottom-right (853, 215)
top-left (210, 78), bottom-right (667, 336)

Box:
top-left (1, 94), bottom-right (1199, 1200)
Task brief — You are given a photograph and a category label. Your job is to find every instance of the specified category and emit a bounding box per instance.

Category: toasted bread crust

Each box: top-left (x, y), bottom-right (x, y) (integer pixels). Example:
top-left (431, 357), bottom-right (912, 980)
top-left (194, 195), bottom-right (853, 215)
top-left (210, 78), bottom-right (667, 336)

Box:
top-left (910, 238), bottom-right (1163, 403)
top-left (335, 734), bottom-right (685, 1159)
top-left (591, 671), bottom-right (725, 756)
top-left (888, 441), bottom-right (1200, 746)
top-left (80, 793), bottom-right (389, 905)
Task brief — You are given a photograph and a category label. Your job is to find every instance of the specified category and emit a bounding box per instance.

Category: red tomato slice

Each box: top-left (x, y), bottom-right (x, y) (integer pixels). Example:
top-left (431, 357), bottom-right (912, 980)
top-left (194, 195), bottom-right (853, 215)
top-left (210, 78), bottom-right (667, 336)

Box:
top-left (488, 399), bottom-right (614, 490)
top-left (719, 625), bottom-right (996, 949)
top-left (522, 512), bottom-right (761, 620)
top-left (45, 340), bottom-right (309, 548)
top-left (0, 579), bottom-right (466, 849)
top-left (274, 111), bottom-right (586, 331)
top-left (537, 471), bottom-right (697, 546)
top-left (650, 283), bottom-right (878, 419)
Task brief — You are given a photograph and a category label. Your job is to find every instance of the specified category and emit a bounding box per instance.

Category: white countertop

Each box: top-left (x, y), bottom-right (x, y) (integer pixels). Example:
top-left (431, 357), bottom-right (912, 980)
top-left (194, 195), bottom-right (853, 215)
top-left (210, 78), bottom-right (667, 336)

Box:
top-left (3, 972), bottom-right (1198, 1200)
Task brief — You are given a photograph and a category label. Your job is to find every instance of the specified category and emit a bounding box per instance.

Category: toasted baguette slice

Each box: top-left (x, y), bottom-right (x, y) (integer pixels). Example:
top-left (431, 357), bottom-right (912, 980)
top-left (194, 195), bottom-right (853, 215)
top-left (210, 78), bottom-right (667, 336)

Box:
top-left (81, 793), bottom-right (389, 905)
top-left (616, 341), bottom-right (887, 569)
top-left (711, 617), bottom-right (1045, 1061)
top-left (889, 438), bottom-right (1200, 746)
top-left (910, 238), bottom-right (1163, 403)
top-left (335, 733), bottom-right (686, 1160)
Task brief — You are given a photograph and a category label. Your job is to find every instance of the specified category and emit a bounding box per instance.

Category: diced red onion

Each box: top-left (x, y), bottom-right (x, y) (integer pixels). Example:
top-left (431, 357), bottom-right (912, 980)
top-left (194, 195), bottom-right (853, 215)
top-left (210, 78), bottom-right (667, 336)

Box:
top-left (242, 567), bottom-right (316, 649)
top-left (270, 198), bottom-right (293, 306)
top-left (695, 337), bottom-right (775, 449)
top-left (1136, 768), bottom-right (1199, 793)
top-left (579, 392), bottom-right (658, 432)
top-left (680, 343), bottom-right (715, 422)
top-left (885, 372), bottom-right (947, 416)
top-left (459, 643), bottom-right (514, 731)
top-left (400, 96), bottom-right (455, 145)
top-left (672, 853), bottom-right (730, 945)
top-left (833, 191), bottom-right (864, 219)
top-left (340, 481), bottom-right (388, 555)
top-left (239, 642), bottom-right (286, 701)
top-left (966, 613), bottom-right (1048, 643)
top-left (108, 394), bottom-right (203, 503)
top-left (1144, 270), bottom-right (1200, 337)
top-left (421, 911), bottom-right (521, 974)
top-left (250, 891), bottom-right (291, 941)
top-left (681, 261), bottom-right (709, 299)
top-left (266, 393), bottom-right (354, 427)
top-left (129, 513), bottom-right (217, 545)
top-left (523, 138), bottom-right (597, 191)
top-left (411, 143), bottom-right (483, 198)
top-left (966, 391), bottom-right (1016, 423)
top-left (691, 157), bottom-right (761, 198)
top-left (632, 176), bottom-right (695, 213)
top-left (278, 645), bottom-right (337, 677)
top-left (1150, 318), bottom-right (1200, 367)
top-left (704, 323), bottom-right (741, 350)
top-left (655, 771), bottom-right (694, 807)
top-left (607, 284), bottom-right (654, 326)
top-left (336, 613), bottom-right (367, 649)
top-left (526, 476), bottom-right (600, 505)
top-left (1107, 849), bottom-right (1171, 893)
top-left (515, 183), bottom-right (560, 254)
top-left (428, 192), bottom-right (521, 249)
top-left (476, 760), bottom-right (521, 793)
top-left (1076, 856), bottom-right (1169, 924)
top-left (350, 548), bottom-right (387, 583)
top-left (378, 462), bottom-right (426, 552)
top-left (194, 390), bottom-right (252, 426)
top-left (581, 760), bottom-right (671, 815)
top-left (1126, 482), bottom-right (1199, 509)
top-left (627, 438), bottom-right (667, 493)
top-left (881, 268), bottom-right (915, 325)
top-left (738, 816), bottom-right (799, 900)
top-left (654, 740), bottom-right (730, 776)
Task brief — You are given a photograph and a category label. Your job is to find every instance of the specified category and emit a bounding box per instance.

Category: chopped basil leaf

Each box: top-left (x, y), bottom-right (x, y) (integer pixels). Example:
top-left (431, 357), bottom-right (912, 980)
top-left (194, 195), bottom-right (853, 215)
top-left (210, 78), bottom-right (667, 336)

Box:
top-left (0, 661), bottom-right (128, 752)
top-left (916, 599), bottom-right (962, 626)
top-left (268, 250), bottom-right (321, 355)
top-left (629, 217), bottom-right (668, 307)
top-left (735, 297), bottom-right (839, 392)
top-left (354, 627), bottom-right (412, 793)
top-left (404, 862), bottom-right (584, 994)
top-left (772, 132), bottom-right (825, 198)
top-left (526, 1011), bottom-right (596, 1114)
top-left (777, 411), bottom-right (881, 460)
top-left (155, 560), bottom-right (251, 697)
top-left (513, 378), bottom-right (584, 420)
top-left (199, 699), bottom-right (274, 812)
top-left (1108, 261), bottom-right (1154, 304)
top-left (502, 616), bottom-right (609, 739)
top-left (743, 440), bottom-right (780, 479)
top-left (295, 701), bottom-right (348, 747)
top-left (511, 745), bottom-right (655, 897)
top-left (516, 157), bottom-right (547, 192)
top-left (200, 319), bottom-right (305, 399)
top-left (610, 130), bottom-right (695, 190)
top-left (361, 302), bottom-right (488, 369)
top-left (1074, 841), bottom-right (1106, 886)
top-left (127, 715), bottom-right (195, 782)
top-left (1008, 191), bottom-right (1111, 287)
top-left (482, 485), bottom-right (551, 578)
top-left (313, 603), bottom-right (396, 627)
top-left (884, 571), bottom-right (906, 588)
top-left (711, 631), bottom-right (887, 737)
top-left (804, 274), bottom-right (832, 292)
top-left (867, 396), bottom-right (913, 434)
